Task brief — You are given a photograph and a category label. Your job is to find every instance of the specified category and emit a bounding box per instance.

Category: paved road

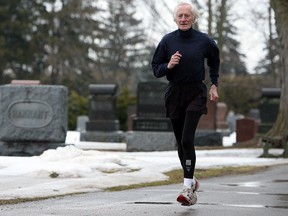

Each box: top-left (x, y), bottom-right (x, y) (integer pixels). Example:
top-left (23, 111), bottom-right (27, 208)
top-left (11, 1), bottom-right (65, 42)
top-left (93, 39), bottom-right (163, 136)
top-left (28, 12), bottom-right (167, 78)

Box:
top-left (1, 164), bottom-right (287, 216)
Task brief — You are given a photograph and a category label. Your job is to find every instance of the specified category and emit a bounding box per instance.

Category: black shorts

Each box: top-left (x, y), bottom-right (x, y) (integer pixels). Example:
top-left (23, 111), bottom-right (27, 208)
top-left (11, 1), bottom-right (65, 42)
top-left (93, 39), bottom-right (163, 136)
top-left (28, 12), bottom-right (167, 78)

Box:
top-left (164, 82), bottom-right (208, 119)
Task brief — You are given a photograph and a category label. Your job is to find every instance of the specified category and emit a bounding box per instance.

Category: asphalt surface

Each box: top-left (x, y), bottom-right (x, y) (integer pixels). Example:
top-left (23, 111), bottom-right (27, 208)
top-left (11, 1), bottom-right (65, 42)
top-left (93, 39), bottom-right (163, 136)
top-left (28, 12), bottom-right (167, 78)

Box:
top-left (1, 164), bottom-right (287, 216)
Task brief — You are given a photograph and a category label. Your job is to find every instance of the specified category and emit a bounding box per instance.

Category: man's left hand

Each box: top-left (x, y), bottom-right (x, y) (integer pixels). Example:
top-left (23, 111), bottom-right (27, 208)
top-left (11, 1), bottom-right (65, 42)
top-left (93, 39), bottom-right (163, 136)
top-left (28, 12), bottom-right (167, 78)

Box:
top-left (209, 85), bottom-right (219, 102)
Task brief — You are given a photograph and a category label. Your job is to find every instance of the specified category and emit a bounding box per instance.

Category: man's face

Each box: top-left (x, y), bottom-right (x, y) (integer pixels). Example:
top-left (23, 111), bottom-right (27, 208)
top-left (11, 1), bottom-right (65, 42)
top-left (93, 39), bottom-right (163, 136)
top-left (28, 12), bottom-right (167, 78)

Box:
top-left (175, 5), bottom-right (194, 31)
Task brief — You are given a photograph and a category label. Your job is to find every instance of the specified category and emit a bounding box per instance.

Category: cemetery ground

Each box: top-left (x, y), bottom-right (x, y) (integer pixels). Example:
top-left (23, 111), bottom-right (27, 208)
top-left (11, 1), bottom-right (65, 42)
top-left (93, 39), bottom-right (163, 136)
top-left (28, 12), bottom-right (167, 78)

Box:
top-left (0, 139), bottom-right (287, 205)
top-left (0, 162), bottom-right (287, 216)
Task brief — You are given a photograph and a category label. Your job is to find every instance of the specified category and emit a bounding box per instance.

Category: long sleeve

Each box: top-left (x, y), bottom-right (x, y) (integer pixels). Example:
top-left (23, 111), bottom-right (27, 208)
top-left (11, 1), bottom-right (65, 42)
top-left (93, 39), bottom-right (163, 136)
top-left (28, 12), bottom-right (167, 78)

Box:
top-left (151, 28), bottom-right (220, 84)
top-left (151, 40), bottom-right (170, 78)
top-left (207, 38), bottom-right (220, 85)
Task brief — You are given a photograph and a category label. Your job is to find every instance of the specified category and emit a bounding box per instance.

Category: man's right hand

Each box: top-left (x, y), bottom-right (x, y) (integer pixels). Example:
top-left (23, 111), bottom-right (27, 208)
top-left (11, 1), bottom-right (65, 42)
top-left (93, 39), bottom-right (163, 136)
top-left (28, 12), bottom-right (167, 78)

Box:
top-left (167, 51), bottom-right (182, 69)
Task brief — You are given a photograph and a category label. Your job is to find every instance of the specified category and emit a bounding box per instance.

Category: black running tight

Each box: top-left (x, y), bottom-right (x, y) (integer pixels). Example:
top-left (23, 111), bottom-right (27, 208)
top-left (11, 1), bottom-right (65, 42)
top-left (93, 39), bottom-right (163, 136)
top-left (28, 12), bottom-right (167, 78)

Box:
top-left (170, 111), bottom-right (202, 179)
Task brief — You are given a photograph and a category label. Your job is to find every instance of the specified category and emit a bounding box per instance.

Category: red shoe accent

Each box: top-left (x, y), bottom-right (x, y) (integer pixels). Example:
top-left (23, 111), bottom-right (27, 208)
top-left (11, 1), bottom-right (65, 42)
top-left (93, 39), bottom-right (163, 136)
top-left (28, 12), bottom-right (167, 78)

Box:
top-left (177, 194), bottom-right (190, 206)
top-left (194, 179), bottom-right (199, 192)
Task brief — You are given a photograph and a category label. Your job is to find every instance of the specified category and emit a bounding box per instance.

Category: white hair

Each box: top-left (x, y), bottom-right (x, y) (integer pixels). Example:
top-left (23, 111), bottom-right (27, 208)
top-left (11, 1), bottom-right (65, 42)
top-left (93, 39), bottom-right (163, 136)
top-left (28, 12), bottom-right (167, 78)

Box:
top-left (173, 2), bottom-right (200, 23)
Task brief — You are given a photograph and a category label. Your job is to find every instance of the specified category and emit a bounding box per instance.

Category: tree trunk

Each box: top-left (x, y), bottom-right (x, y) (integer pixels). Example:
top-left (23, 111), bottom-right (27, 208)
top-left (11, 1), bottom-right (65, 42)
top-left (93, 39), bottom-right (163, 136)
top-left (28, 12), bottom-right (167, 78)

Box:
top-left (268, 6), bottom-right (276, 86)
top-left (216, 0), bottom-right (227, 73)
top-left (207, 0), bottom-right (213, 36)
top-left (269, 0), bottom-right (288, 137)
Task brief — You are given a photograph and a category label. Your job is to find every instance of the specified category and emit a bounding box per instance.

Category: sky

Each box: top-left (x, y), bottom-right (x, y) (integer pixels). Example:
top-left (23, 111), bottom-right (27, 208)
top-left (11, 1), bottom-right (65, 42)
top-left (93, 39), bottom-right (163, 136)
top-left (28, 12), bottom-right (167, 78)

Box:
top-left (230, 0), bottom-right (270, 73)
top-left (0, 131), bottom-right (287, 200)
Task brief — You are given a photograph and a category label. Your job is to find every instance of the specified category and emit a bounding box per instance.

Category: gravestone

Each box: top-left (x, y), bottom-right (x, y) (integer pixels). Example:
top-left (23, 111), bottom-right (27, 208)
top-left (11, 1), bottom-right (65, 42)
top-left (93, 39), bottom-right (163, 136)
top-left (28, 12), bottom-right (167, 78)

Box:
top-left (198, 100), bottom-right (216, 130)
top-left (0, 84), bottom-right (68, 156)
top-left (76, 115), bottom-right (89, 132)
top-left (216, 102), bottom-right (229, 130)
top-left (127, 82), bottom-right (227, 150)
top-left (132, 82), bottom-right (172, 131)
top-left (196, 100), bottom-right (224, 146)
top-left (226, 111), bottom-right (244, 132)
top-left (80, 84), bottom-right (124, 142)
top-left (249, 109), bottom-right (260, 120)
top-left (259, 88), bottom-right (280, 133)
top-left (127, 81), bottom-right (175, 151)
top-left (236, 118), bottom-right (258, 143)
top-left (127, 105), bottom-right (136, 131)
top-left (86, 84), bottom-right (119, 131)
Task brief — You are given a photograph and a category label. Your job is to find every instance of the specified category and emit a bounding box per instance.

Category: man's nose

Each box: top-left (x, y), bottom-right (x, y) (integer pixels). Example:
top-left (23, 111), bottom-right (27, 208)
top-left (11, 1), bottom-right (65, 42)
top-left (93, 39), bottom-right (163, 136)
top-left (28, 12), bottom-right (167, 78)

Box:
top-left (180, 16), bottom-right (187, 21)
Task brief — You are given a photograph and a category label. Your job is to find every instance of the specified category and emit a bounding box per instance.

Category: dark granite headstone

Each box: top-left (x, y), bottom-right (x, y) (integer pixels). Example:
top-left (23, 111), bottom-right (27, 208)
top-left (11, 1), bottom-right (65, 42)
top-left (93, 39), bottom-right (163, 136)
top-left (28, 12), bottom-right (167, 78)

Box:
top-left (127, 82), bottom-right (175, 151)
top-left (259, 88), bottom-right (280, 133)
top-left (136, 82), bottom-right (166, 118)
top-left (86, 84), bottom-right (119, 131)
top-left (133, 119), bottom-right (171, 131)
top-left (132, 82), bottom-right (172, 131)
top-left (81, 84), bottom-right (124, 143)
top-left (127, 82), bottom-right (224, 151)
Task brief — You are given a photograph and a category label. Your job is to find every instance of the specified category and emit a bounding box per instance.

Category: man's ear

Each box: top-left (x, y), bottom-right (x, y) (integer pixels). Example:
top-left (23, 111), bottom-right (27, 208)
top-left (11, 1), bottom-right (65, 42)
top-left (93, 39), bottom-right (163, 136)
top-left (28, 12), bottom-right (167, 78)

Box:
top-left (192, 16), bottom-right (198, 24)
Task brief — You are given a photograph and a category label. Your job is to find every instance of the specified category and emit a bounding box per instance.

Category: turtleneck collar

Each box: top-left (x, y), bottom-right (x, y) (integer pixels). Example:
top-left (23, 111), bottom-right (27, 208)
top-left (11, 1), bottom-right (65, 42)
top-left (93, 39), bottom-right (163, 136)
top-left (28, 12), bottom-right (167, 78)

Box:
top-left (178, 28), bottom-right (194, 38)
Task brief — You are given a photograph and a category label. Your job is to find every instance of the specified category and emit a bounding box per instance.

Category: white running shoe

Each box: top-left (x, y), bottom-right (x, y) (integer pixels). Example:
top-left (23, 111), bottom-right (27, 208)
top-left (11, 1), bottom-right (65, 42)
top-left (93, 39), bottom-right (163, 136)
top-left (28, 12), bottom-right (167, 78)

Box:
top-left (176, 186), bottom-right (198, 206)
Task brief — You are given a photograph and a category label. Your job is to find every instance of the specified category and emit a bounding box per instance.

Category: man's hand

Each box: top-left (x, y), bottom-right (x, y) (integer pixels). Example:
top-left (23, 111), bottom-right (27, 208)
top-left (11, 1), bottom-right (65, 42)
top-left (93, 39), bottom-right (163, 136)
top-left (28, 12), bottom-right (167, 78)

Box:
top-left (209, 85), bottom-right (219, 102)
top-left (167, 51), bottom-right (182, 69)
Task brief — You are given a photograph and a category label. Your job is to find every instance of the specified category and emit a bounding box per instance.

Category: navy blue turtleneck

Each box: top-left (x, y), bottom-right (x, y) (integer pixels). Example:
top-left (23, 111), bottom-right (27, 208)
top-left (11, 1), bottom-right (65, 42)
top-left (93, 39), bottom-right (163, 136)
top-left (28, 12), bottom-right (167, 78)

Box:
top-left (151, 28), bottom-right (220, 85)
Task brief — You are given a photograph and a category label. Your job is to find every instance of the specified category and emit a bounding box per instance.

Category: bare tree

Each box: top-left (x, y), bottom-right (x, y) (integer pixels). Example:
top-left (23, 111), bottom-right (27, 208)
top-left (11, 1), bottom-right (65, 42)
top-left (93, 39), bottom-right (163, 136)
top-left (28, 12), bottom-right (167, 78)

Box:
top-left (143, 0), bottom-right (173, 36)
top-left (207, 0), bottom-right (213, 36)
top-left (268, 0), bottom-right (288, 144)
top-left (249, 0), bottom-right (280, 85)
top-left (94, 0), bottom-right (150, 91)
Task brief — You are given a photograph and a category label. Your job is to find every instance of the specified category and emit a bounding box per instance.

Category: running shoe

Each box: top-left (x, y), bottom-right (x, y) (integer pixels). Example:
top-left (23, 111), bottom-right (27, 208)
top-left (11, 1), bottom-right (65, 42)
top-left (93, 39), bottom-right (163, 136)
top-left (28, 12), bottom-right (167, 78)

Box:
top-left (176, 186), bottom-right (198, 206)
